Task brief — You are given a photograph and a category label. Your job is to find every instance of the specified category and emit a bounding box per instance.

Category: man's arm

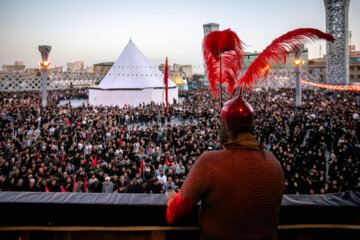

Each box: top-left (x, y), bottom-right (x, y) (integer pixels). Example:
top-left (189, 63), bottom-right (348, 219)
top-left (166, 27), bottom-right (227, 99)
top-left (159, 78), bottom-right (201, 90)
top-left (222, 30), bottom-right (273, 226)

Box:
top-left (166, 190), bottom-right (195, 225)
top-left (165, 152), bottom-right (211, 224)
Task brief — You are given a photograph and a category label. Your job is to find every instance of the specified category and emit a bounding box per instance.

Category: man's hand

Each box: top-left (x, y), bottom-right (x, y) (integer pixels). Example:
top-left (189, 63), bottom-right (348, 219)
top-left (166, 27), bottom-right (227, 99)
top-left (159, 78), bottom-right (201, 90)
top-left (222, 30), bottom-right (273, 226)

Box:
top-left (165, 190), bottom-right (177, 206)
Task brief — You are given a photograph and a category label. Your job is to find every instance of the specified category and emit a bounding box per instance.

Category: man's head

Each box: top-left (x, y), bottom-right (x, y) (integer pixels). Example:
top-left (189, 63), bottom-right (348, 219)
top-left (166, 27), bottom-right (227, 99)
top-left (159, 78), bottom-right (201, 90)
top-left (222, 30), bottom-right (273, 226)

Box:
top-left (105, 177), bottom-right (110, 184)
top-left (154, 179), bottom-right (160, 185)
top-left (136, 177), bottom-right (141, 184)
top-left (219, 96), bottom-right (255, 145)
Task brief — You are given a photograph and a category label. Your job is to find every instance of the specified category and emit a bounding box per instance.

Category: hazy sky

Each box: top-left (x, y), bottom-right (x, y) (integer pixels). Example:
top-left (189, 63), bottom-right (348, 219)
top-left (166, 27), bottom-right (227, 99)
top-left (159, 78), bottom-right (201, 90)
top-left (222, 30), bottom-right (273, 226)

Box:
top-left (0, 0), bottom-right (359, 71)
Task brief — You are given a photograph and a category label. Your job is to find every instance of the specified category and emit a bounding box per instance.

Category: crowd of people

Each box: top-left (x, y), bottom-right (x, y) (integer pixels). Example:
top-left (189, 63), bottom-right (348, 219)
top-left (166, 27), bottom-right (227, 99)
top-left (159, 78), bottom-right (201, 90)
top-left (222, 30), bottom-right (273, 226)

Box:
top-left (0, 87), bottom-right (359, 194)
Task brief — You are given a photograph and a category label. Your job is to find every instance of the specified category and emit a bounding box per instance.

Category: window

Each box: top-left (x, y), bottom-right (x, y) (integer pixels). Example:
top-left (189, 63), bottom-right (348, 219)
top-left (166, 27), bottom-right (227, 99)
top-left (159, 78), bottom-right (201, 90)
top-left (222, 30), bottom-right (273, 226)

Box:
top-left (350, 67), bottom-right (354, 71)
top-left (350, 75), bottom-right (354, 79)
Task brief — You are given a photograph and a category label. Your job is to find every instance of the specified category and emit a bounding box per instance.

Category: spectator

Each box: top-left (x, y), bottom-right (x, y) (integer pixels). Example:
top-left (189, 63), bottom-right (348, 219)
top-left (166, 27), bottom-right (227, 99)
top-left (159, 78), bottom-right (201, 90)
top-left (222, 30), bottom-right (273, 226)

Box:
top-left (0, 88), bottom-right (358, 195)
top-left (125, 179), bottom-right (135, 193)
top-left (102, 177), bottom-right (113, 193)
top-left (90, 179), bottom-right (102, 193)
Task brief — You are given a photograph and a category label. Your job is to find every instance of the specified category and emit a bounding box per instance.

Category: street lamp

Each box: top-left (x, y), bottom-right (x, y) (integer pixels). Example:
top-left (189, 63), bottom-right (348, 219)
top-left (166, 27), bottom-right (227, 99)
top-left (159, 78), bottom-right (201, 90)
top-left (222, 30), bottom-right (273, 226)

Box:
top-left (293, 49), bottom-right (304, 107)
top-left (40, 61), bottom-right (51, 67)
top-left (38, 45), bottom-right (51, 106)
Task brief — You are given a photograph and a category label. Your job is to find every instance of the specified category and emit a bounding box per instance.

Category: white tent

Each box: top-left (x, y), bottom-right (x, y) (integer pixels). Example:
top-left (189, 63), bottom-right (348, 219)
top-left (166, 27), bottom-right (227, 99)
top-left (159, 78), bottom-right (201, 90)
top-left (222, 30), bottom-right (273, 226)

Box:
top-left (89, 40), bottom-right (178, 107)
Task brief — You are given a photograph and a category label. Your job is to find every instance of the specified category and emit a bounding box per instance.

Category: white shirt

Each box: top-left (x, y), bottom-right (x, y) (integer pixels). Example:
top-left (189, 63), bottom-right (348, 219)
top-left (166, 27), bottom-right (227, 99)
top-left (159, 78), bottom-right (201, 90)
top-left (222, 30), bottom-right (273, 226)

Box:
top-left (157, 175), bottom-right (167, 184)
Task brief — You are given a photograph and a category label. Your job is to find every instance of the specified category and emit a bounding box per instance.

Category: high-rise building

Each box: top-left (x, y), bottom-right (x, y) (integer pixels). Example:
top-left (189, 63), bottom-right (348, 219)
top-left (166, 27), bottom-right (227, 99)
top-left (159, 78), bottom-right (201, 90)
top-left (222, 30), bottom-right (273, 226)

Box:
top-left (203, 23), bottom-right (219, 36)
top-left (203, 23), bottom-right (220, 86)
top-left (324, 0), bottom-right (350, 85)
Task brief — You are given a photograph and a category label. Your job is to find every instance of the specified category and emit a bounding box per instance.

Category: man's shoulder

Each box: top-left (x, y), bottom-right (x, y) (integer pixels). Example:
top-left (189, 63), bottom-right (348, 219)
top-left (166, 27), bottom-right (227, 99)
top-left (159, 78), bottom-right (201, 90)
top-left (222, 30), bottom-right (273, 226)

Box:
top-left (263, 149), bottom-right (283, 172)
top-left (197, 149), bottom-right (228, 163)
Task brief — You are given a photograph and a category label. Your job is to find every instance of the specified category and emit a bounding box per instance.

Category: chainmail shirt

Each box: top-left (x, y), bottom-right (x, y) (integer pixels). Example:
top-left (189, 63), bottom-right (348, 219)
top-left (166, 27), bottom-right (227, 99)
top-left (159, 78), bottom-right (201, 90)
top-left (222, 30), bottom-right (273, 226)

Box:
top-left (180, 149), bottom-right (284, 240)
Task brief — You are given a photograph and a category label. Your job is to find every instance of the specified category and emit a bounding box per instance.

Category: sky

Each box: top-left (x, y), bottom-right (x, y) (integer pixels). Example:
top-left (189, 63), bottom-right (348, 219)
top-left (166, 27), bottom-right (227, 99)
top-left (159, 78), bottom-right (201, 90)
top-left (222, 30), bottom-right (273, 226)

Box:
top-left (0, 0), bottom-right (359, 72)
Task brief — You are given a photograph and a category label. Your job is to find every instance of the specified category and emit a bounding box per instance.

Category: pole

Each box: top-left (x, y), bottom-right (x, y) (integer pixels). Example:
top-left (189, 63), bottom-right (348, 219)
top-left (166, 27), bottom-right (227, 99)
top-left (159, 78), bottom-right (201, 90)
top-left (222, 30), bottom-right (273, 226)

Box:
top-left (295, 50), bottom-right (302, 107)
top-left (38, 45), bottom-right (51, 107)
top-left (41, 66), bottom-right (48, 106)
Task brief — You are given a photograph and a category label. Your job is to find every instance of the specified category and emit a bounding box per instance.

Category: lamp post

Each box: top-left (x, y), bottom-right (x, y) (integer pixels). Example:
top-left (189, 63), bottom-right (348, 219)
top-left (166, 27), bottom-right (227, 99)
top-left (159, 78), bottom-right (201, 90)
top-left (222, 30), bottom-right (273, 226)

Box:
top-left (293, 49), bottom-right (305, 107)
top-left (38, 45), bottom-right (51, 106)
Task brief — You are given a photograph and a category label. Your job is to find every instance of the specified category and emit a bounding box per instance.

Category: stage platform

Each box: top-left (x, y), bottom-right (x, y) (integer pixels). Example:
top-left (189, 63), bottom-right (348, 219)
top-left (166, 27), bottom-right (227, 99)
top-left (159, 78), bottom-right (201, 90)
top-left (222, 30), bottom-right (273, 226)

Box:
top-left (0, 191), bottom-right (359, 240)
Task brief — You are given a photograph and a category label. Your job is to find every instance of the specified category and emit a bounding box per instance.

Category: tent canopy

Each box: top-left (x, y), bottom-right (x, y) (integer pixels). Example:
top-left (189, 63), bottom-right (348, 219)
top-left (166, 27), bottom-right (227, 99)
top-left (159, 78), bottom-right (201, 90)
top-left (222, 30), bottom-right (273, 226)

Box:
top-left (89, 39), bottom-right (178, 107)
top-left (170, 74), bottom-right (185, 85)
top-left (95, 39), bottom-right (176, 89)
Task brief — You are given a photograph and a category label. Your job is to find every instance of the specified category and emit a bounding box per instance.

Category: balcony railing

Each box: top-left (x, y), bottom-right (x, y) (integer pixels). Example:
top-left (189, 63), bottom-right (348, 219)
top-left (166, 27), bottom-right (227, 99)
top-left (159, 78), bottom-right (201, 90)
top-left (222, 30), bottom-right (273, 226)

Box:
top-left (0, 191), bottom-right (359, 240)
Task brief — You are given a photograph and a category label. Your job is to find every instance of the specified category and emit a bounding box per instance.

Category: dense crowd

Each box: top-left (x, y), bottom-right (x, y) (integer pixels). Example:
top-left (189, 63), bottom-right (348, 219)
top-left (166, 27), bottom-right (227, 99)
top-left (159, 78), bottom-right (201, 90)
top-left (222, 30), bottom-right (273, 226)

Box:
top-left (0, 87), bottom-right (359, 194)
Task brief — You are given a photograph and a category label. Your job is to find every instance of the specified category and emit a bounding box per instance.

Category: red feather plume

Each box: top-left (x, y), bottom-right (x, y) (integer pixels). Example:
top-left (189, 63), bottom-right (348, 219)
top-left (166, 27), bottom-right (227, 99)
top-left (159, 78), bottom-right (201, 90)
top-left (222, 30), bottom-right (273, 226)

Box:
top-left (203, 29), bottom-right (244, 97)
top-left (239, 28), bottom-right (334, 89)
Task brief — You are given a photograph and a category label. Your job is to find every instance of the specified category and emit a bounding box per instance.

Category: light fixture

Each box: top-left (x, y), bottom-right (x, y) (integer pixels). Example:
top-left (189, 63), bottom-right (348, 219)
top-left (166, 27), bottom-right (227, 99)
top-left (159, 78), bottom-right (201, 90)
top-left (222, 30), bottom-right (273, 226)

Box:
top-left (293, 59), bottom-right (305, 66)
top-left (40, 61), bottom-right (51, 67)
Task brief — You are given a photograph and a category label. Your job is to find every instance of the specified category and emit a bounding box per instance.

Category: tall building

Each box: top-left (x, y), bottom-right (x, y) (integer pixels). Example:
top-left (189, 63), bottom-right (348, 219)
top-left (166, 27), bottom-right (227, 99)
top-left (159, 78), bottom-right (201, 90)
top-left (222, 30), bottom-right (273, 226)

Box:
top-left (203, 23), bottom-right (219, 36)
top-left (67, 61), bottom-right (84, 72)
top-left (324, 0), bottom-right (350, 85)
top-left (203, 23), bottom-right (220, 86)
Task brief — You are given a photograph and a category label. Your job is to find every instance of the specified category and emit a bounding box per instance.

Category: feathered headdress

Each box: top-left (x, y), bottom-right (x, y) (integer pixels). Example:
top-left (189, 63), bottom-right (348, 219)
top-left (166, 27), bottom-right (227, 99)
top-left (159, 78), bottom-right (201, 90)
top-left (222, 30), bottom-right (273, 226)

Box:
top-left (202, 28), bottom-right (334, 125)
top-left (239, 28), bottom-right (334, 89)
top-left (203, 29), bottom-right (244, 97)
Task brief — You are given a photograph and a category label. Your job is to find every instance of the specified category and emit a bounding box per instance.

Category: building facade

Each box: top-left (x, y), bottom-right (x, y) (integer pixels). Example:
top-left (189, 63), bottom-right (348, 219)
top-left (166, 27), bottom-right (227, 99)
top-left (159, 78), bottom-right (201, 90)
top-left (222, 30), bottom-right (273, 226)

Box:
top-left (308, 50), bottom-right (360, 83)
top-left (180, 65), bottom-right (193, 79)
top-left (243, 49), bottom-right (309, 70)
top-left (67, 61), bottom-right (84, 72)
top-left (0, 71), bottom-right (106, 91)
top-left (2, 61), bottom-right (26, 72)
top-left (324, 0), bottom-right (350, 85)
top-left (93, 62), bottom-right (114, 73)
top-left (159, 63), bottom-right (192, 81)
